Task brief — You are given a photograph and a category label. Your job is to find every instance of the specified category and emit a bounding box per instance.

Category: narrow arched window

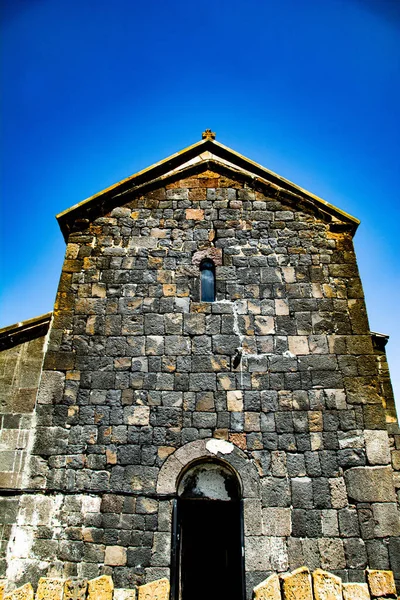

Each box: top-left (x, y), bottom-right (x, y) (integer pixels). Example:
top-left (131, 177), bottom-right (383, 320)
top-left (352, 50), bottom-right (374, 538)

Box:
top-left (200, 259), bottom-right (215, 302)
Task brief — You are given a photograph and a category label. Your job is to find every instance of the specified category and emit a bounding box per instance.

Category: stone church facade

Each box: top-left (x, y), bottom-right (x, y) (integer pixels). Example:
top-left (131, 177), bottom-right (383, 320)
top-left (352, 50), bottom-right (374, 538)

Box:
top-left (0, 131), bottom-right (399, 599)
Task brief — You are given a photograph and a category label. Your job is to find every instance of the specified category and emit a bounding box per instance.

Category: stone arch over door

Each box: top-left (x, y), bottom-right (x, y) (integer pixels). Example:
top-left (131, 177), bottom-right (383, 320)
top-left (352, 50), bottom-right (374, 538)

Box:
top-left (157, 438), bottom-right (261, 498)
top-left (158, 439), bottom-right (261, 600)
top-left (158, 438), bottom-right (263, 600)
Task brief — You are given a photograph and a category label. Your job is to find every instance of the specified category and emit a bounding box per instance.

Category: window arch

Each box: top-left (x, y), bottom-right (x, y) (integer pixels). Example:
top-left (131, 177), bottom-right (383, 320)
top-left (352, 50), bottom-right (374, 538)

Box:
top-left (200, 259), bottom-right (216, 302)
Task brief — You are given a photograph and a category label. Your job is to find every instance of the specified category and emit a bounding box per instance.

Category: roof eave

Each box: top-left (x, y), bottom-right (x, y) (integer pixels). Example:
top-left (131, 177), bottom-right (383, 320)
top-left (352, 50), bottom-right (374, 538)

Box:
top-left (56, 137), bottom-right (360, 241)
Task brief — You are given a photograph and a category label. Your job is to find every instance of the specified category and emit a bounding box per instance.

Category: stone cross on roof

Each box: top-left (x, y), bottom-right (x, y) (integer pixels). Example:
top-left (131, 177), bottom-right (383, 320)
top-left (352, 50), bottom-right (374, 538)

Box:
top-left (202, 128), bottom-right (216, 140)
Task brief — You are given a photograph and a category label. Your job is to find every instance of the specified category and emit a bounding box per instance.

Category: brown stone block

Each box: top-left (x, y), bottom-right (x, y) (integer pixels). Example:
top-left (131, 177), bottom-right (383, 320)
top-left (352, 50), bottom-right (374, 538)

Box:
top-left (229, 432), bottom-right (246, 450)
top-left (43, 351), bottom-right (75, 371)
top-left (143, 188), bottom-right (166, 201)
top-left (35, 578), bottom-right (64, 600)
top-left (312, 569), bottom-right (342, 600)
top-left (218, 176), bottom-right (242, 188)
top-left (14, 388), bottom-right (37, 412)
top-left (4, 584), bottom-right (34, 600)
top-left (308, 411), bottom-right (323, 432)
top-left (280, 567), bottom-right (313, 600)
top-left (87, 576), bottom-right (113, 600)
top-left (162, 284), bottom-right (176, 296)
top-left (188, 188), bottom-right (207, 201)
top-left (63, 260), bottom-right (83, 273)
top-left (366, 570), bottom-right (397, 598)
top-left (137, 578), bottom-right (170, 600)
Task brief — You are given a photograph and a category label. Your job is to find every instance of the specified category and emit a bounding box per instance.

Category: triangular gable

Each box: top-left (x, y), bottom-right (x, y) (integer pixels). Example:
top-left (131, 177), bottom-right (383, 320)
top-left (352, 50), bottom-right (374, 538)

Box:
top-left (56, 134), bottom-right (360, 241)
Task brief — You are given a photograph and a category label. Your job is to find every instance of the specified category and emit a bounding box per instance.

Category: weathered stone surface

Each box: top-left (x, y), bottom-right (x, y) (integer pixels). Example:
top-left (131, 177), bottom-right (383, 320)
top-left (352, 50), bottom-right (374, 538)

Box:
top-left (4, 584), bottom-right (34, 600)
top-left (104, 545), bottom-right (127, 566)
top-left (280, 566), bottom-right (312, 600)
top-left (87, 576), bottom-right (114, 600)
top-left (364, 431), bottom-right (391, 465)
top-left (114, 591), bottom-right (136, 600)
top-left (63, 579), bottom-right (87, 600)
top-left (253, 573), bottom-right (281, 599)
top-left (344, 467), bottom-right (396, 502)
top-left (342, 583), bottom-right (371, 600)
top-left (262, 507), bottom-right (291, 536)
top-left (366, 569), bottom-right (397, 597)
top-left (137, 578), bottom-right (170, 600)
top-left (1, 139), bottom-right (399, 590)
top-left (35, 578), bottom-right (64, 600)
top-left (312, 569), bottom-right (342, 600)
top-left (371, 503), bottom-right (400, 537)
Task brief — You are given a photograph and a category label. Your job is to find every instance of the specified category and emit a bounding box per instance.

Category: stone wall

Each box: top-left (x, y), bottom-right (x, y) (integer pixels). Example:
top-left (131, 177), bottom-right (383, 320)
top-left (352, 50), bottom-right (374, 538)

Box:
top-left (0, 315), bottom-right (51, 579)
top-left (2, 164), bottom-right (399, 596)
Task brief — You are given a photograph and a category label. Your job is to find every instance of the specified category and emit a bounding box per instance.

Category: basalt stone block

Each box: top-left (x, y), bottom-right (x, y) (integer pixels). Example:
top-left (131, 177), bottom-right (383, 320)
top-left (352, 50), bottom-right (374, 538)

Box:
top-left (344, 467), bottom-right (396, 503)
top-left (33, 427), bottom-right (69, 456)
top-left (371, 503), bottom-right (400, 537)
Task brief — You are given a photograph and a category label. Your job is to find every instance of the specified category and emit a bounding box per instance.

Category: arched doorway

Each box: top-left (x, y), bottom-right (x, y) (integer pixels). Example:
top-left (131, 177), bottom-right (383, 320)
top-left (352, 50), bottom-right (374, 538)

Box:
top-left (171, 460), bottom-right (245, 600)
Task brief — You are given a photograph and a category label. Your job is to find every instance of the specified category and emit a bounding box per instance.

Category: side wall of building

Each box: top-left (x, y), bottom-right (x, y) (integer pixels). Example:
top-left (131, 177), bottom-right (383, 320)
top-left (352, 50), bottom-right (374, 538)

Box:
top-left (2, 166), bottom-right (399, 596)
top-left (0, 331), bottom-right (48, 578)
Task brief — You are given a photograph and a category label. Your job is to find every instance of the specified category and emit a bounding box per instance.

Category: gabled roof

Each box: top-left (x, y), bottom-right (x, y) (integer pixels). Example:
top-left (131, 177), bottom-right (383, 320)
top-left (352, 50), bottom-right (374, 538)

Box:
top-left (0, 312), bottom-right (52, 351)
top-left (56, 132), bottom-right (360, 241)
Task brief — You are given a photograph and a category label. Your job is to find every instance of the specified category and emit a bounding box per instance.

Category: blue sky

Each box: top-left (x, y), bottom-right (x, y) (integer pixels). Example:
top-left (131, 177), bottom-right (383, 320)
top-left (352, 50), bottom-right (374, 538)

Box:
top-left (1, 0), bottom-right (399, 405)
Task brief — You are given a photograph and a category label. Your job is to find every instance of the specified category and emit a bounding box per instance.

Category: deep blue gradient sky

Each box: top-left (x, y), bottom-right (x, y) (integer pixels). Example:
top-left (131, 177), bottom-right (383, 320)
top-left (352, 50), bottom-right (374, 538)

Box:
top-left (1, 0), bottom-right (399, 404)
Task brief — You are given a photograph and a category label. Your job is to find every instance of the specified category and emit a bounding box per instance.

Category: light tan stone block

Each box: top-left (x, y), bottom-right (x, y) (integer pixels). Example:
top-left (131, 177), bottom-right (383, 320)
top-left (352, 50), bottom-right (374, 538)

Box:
top-left (227, 390), bottom-right (243, 412)
top-left (185, 208), bottom-right (204, 220)
top-left (288, 336), bottom-right (309, 355)
top-left (162, 284), bottom-right (176, 296)
top-left (104, 545), bottom-right (127, 566)
top-left (63, 579), bottom-right (87, 600)
top-left (366, 570), bottom-right (397, 598)
top-left (280, 567), bottom-right (312, 600)
top-left (275, 299), bottom-right (289, 316)
top-left (87, 575), bottom-right (114, 600)
top-left (343, 582), bottom-right (371, 600)
top-left (4, 584), bottom-right (34, 600)
top-left (114, 590), bottom-right (137, 600)
top-left (253, 573), bottom-right (281, 599)
top-left (126, 406), bottom-right (150, 426)
top-left (137, 578), bottom-right (170, 600)
top-left (312, 569), bottom-right (342, 600)
top-left (35, 578), bottom-right (64, 600)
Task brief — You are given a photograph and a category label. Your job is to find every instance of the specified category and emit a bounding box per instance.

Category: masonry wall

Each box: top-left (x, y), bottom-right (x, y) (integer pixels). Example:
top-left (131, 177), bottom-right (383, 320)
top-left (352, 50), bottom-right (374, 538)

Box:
top-left (2, 165), bottom-right (399, 597)
top-left (0, 332), bottom-right (49, 579)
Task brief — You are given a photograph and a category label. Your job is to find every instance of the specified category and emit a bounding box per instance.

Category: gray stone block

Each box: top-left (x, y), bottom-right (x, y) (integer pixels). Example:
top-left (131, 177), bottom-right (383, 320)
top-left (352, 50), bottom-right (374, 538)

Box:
top-left (344, 466), bottom-right (396, 502)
